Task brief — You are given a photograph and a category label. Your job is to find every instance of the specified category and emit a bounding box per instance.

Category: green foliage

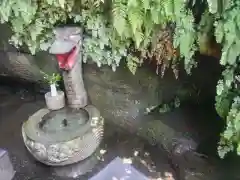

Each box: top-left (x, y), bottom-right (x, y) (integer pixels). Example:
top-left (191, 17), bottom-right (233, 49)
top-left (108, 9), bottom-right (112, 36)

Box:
top-left (1, 0), bottom-right (240, 158)
top-left (0, 0), bottom-right (74, 54)
top-left (211, 0), bottom-right (240, 158)
top-left (0, 0), bottom-right (199, 75)
top-left (110, 0), bottom-right (198, 74)
top-left (41, 71), bottom-right (61, 85)
top-left (159, 97), bottom-right (181, 113)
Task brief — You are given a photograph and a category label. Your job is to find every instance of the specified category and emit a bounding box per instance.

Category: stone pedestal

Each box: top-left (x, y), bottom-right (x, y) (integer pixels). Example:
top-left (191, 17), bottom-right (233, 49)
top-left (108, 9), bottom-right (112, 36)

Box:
top-left (0, 149), bottom-right (15, 180)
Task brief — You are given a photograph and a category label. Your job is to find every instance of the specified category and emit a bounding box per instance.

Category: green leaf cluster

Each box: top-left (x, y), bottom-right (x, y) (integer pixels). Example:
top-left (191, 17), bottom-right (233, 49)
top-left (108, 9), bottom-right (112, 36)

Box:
top-left (209, 0), bottom-right (240, 158)
top-left (41, 71), bottom-right (62, 85)
top-left (0, 0), bottom-right (75, 54)
top-left (0, 0), bottom-right (199, 75)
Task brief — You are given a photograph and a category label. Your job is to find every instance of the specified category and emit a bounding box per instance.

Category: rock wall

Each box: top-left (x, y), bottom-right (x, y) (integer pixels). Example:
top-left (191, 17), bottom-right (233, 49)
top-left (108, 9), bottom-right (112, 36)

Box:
top-left (0, 49), bottom-right (180, 125)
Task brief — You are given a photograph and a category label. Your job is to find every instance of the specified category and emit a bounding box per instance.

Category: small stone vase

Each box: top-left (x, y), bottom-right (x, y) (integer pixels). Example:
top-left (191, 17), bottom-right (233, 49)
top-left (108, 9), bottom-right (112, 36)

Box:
top-left (45, 91), bottom-right (65, 110)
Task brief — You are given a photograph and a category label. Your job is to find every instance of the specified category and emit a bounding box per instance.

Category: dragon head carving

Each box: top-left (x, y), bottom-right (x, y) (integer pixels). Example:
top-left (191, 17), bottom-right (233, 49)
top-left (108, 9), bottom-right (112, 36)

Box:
top-left (49, 27), bottom-right (82, 70)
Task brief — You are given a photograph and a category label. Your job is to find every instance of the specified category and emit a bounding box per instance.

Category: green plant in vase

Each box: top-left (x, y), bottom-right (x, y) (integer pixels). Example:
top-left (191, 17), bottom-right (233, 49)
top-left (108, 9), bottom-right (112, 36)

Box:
top-left (41, 71), bottom-right (61, 97)
top-left (41, 71), bottom-right (65, 110)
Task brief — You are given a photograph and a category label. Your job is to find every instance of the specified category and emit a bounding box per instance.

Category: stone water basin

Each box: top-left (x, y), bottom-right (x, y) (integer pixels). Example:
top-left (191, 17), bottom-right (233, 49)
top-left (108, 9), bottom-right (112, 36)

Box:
top-left (22, 106), bottom-right (104, 166)
top-left (0, 83), bottom-right (177, 180)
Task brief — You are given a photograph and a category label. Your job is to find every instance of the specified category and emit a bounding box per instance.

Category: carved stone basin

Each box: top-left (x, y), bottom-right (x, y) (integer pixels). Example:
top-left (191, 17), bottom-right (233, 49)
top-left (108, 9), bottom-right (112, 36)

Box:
top-left (22, 105), bottom-right (104, 166)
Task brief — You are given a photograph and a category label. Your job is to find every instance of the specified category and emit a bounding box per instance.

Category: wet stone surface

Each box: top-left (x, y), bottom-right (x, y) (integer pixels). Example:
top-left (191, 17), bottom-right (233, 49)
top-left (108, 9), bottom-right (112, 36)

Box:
top-left (0, 84), bottom-right (176, 180)
top-left (2, 76), bottom-right (240, 180)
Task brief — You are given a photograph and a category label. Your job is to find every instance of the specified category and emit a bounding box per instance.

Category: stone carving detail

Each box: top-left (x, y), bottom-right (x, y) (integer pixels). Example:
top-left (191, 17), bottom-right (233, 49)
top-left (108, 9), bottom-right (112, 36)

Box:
top-left (63, 57), bottom-right (88, 109)
top-left (23, 135), bottom-right (48, 161)
top-left (22, 106), bottom-right (104, 166)
top-left (49, 26), bottom-right (87, 109)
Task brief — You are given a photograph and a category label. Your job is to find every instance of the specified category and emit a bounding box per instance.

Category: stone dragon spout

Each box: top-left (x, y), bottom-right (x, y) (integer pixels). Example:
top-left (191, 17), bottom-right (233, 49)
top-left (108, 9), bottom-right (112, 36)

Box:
top-left (49, 27), bottom-right (87, 109)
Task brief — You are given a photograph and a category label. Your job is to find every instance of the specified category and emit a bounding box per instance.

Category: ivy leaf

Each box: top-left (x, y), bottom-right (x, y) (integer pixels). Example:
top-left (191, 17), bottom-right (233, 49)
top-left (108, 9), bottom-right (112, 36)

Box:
top-left (114, 17), bottom-right (126, 36)
top-left (207, 0), bottom-right (218, 13)
top-left (223, 127), bottom-right (234, 140)
top-left (164, 0), bottom-right (174, 17)
top-left (58, 0), bottom-right (65, 8)
top-left (214, 21), bottom-right (224, 43)
top-left (11, 18), bottom-right (24, 33)
top-left (134, 30), bottom-right (144, 48)
top-left (40, 42), bottom-right (51, 51)
top-left (150, 7), bottom-right (159, 24)
top-left (46, 0), bottom-right (53, 5)
top-left (28, 42), bottom-right (37, 54)
top-left (220, 49), bottom-right (228, 65)
top-left (237, 143), bottom-right (240, 156)
top-left (127, 55), bottom-right (141, 75)
top-left (0, 0), bottom-right (13, 22)
top-left (142, 0), bottom-right (150, 11)
top-left (99, 41), bottom-right (105, 50)
top-left (115, 55), bottom-right (122, 66)
top-left (128, 7), bottom-right (144, 34)
top-left (217, 80), bottom-right (224, 95)
top-left (73, 15), bottom-right (82, 22)
top-left (127, 0), bottom-right (138, 7)
top-left (112, 0), bottom-right (127, 36)
top-left (234, 116), bottom-right (240, 131)
top-left (227, 43), bottom-right (239, 65)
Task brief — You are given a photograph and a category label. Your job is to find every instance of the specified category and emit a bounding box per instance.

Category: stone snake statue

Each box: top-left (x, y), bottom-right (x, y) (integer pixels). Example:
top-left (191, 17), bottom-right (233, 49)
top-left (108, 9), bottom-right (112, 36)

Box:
top-left (22, 26), bottom-right (104, 166)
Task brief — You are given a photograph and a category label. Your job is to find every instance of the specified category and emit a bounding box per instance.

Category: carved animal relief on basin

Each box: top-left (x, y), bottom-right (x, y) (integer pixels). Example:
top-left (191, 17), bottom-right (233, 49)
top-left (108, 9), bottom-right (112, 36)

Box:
top-left (22, 105), bottom-right (104, 166)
